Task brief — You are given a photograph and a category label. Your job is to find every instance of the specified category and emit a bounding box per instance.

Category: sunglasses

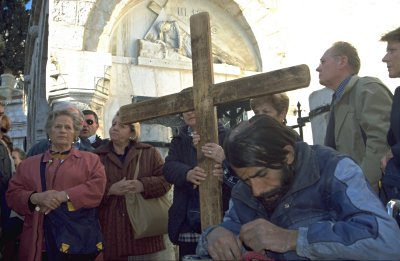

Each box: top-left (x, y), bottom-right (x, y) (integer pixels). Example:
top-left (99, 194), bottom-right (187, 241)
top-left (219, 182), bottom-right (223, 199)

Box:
top-left (85, 119), bottom-right (94, 125)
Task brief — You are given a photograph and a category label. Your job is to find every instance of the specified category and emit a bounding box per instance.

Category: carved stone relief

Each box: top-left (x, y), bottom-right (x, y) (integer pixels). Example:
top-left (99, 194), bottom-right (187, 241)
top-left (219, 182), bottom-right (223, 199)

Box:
top-left (130, 0), bottom-right (260, 71)
top-left (143, 9), bottom-right (192, 60)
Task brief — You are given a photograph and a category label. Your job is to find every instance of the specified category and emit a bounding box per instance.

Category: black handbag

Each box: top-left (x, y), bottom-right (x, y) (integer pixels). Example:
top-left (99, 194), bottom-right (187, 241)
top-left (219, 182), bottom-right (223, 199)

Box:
top-left (39, 155), bottom-right (103, 260)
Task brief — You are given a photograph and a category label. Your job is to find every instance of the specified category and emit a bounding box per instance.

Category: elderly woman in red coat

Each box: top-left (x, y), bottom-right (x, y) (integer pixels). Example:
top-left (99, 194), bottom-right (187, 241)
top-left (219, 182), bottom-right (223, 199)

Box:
top-left (95, 111), bottom-right (171, 260)
top-left (6, 109), bottom-right (106, 261)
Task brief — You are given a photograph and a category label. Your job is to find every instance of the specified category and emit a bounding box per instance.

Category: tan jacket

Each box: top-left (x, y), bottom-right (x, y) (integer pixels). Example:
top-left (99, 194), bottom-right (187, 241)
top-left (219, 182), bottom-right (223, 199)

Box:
top-left (333, 75), bottom-right (393, 191)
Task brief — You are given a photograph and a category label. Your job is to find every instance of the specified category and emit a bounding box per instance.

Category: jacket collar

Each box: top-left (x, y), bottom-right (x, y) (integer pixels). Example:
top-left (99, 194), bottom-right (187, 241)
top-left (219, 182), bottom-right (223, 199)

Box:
top-left (95, 140), bottom-right (151, 168)
top-left (42, 147), bottom-right (81, 163)
top-left (340, 75), bottom-right (359, 98)
top-left (288, 142), bottom-right (320, 194)
top-left (333, 75), bottom-right (353, 103)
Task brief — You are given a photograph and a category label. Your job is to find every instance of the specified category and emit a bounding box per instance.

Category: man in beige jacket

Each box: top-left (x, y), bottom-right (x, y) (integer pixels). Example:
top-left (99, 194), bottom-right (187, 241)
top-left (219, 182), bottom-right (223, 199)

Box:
top-left (317, 41), bottom-right (393, 192)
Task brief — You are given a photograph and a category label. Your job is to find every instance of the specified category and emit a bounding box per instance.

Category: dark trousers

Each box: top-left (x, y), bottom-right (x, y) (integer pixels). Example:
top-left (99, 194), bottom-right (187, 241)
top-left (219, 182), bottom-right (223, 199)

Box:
top-left (178, 241), bottom-right (198, 261)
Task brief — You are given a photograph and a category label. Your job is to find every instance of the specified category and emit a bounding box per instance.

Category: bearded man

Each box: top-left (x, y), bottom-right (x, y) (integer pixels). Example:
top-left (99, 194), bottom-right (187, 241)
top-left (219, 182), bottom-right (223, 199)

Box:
top-left (196, 114), bottom-right (400, 260)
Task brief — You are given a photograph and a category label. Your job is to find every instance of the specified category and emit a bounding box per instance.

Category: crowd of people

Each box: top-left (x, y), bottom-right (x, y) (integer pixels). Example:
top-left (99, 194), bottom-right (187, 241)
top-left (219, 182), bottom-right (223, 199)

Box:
top-left (0, 27), bottom-right (400, 260)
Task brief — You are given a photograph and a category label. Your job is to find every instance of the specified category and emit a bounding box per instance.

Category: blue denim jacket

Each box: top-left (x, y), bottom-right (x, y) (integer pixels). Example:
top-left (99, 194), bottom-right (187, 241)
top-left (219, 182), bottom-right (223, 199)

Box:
top-left (197, 142), bottom-right (400, 260)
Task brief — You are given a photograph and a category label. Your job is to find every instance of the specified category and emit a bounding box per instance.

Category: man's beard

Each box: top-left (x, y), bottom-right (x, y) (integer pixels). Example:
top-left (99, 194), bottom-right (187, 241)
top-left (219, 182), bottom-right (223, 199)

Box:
top-left (256, 165), bottom-right (294, 213)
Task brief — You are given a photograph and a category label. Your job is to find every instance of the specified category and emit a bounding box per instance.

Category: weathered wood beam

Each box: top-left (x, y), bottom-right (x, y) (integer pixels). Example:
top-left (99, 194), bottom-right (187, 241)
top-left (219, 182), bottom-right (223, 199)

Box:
top-left (190, 12), bottom-right (222, 229)
top-left (119, 64), bottom-right (310, 124)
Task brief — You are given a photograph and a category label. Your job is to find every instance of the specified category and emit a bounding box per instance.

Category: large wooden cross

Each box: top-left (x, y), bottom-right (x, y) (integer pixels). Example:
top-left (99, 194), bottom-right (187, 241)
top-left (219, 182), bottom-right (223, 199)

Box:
top-left (119, 12), bottom-right (310, 229)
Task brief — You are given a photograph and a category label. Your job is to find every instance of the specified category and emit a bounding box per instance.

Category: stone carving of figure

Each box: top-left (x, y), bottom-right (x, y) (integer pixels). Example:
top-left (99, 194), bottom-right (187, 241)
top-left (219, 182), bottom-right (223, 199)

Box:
top-left (145, 20), bottom-right (191, 59)
top-left (158, 21), bottom-right (191, 59)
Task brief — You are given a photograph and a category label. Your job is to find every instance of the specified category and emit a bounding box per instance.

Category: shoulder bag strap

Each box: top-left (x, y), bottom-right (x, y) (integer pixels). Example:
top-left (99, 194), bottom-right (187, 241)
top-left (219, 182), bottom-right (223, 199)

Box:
top-left (133, 150), bottom-right (142, 180)
top-left (40, 154), bottom-right (46, 191)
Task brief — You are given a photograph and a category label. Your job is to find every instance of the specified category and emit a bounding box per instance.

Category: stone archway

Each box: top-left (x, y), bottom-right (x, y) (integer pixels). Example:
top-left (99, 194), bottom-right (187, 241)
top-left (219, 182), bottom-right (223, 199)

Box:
top-left (83, 0), bottom-right (263, 71)
top-left (82, 0), bottom-right (268, 137)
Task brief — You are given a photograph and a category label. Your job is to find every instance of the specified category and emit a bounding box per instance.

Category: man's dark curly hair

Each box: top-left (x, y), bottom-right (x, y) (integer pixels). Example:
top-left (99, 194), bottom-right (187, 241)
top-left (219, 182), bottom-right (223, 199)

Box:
top-left (224, 114), bottom-right (296, 169)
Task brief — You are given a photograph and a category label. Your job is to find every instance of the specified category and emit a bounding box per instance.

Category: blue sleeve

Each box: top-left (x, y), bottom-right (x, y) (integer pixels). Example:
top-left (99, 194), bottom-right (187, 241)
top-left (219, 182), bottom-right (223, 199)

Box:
top-left (219, 199), bottom-right (242, 235)
top-left (27, 139), bottom-right (49, 157)
top-left (196, 199), bottom-right (242, 256)
top-left (196, 225), bottom-right (218, 256)
top-left (297, 158), bottom-right (400, 260)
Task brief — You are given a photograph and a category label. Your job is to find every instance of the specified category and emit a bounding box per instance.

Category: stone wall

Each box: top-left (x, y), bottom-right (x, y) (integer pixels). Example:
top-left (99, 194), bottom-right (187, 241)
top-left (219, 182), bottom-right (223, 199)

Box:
top-left (24, 0), bottom-right (50, 148)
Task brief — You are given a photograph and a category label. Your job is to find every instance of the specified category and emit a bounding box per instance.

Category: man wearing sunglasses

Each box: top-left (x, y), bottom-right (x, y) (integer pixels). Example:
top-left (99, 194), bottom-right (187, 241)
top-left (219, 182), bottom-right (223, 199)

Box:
top-left (80, 110), bottom-right (106, 149)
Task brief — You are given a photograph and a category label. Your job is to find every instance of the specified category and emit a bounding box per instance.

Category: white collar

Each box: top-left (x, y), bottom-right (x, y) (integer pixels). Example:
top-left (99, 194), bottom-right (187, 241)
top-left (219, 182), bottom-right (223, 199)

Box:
top-left (88, 134), bottom-right (97, 143)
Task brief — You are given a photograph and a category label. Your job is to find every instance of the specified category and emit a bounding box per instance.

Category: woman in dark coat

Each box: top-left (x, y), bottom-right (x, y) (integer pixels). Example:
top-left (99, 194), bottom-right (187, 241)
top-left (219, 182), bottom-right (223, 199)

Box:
top-left (163, 110), bottom-right (229, 260)
top-left (381, 87), bottom-right (400, 170)
top-left (96, 111), bottom-right (171, 260)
